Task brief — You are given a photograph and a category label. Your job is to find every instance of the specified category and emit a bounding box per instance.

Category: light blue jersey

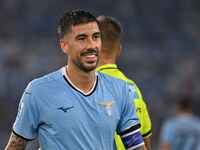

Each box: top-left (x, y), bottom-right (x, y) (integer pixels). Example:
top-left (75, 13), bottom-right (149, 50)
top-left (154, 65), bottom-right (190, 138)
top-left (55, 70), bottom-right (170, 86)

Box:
top-left (13, 67), bottom-right (140, 150)
top-left (160, 114), bottom-right (200, 150)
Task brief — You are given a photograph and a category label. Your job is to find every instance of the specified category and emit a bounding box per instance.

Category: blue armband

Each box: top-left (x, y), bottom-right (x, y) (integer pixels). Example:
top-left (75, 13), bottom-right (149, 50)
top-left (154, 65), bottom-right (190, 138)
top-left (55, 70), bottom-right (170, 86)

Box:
top-left (118, 124), bottom-right (144, 149)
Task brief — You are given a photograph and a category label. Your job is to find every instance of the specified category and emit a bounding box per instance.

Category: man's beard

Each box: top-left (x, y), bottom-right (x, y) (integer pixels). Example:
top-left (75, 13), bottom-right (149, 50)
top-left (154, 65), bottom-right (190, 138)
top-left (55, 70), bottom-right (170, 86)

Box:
top-left (72, 49), bottom-right (100, 73)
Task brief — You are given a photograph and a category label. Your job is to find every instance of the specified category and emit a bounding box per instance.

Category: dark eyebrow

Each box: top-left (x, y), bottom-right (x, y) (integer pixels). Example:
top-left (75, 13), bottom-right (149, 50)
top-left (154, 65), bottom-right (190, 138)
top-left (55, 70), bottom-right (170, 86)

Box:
top-left (93, 32), bottom-right (101, 36)
top-left (75, 34), bottom-right (87, 39)
top-left (75, 32), bottom-right (101, 39)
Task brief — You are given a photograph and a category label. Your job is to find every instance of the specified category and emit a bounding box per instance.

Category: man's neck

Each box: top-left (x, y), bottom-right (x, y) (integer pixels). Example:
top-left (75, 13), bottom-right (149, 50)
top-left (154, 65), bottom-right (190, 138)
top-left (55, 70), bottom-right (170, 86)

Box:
top-left (66, 65), bottom-right (96, 93)
top-left (96, 54), bottom-right (116, 68)
top-left (178, 110), bottom-right (192, 115)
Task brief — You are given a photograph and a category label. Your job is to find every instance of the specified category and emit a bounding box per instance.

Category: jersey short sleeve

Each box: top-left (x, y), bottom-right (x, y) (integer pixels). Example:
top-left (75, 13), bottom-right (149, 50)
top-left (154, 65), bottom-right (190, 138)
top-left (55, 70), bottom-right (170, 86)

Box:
top-left (97, 64), bottom-right (152, 138)
top-left (137, 100), bottom-right (152, 138)
top-left (160, 116), bottom-right (200, 150)
top-left (117, 82), bottom-right (140, 133)
top-left (13, 82), bottom-right (40, 140)
top-left (159, 120), bottom-right (173, 145)
top-left (128, 81), bottom-right (152, 138)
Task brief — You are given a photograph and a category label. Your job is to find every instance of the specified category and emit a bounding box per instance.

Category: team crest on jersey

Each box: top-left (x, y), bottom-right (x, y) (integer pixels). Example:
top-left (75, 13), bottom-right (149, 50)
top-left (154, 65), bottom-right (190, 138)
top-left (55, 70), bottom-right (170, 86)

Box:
top-left (98, 101), bottom-right (115, 117)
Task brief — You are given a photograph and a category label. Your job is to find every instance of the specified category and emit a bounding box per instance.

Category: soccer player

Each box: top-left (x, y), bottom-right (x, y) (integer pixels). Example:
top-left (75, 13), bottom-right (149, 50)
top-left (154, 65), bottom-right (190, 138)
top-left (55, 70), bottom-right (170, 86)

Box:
top-left (159, 96), bottom-right (200, 150)
top-left (5, 10), bottom-right (146, 150)
top-left (96, 16), bottom-right (152, 150)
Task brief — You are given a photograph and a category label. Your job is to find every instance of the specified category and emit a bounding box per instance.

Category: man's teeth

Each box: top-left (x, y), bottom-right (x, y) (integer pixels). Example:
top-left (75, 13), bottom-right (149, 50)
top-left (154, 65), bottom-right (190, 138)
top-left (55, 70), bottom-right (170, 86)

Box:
top-left (85, 55), bottom-right (95, 58)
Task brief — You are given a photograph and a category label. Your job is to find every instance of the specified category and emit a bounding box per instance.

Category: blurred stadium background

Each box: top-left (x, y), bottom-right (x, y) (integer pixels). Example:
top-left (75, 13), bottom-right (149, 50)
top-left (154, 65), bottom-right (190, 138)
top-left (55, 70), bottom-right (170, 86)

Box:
top-left (0, 0), bottom-right (200, 149)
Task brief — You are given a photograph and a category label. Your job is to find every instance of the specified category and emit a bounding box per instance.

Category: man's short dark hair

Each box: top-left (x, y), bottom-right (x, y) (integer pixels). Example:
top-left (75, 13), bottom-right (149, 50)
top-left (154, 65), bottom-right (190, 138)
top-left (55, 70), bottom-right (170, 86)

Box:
top-left (58, 9), bottom-right (98, 38)
top-left (177, 95), bottom-right (193, 111)
top-left (97, 16), bottom-right (122, 54)
top-left (97, 16), bottom-right (122, 42)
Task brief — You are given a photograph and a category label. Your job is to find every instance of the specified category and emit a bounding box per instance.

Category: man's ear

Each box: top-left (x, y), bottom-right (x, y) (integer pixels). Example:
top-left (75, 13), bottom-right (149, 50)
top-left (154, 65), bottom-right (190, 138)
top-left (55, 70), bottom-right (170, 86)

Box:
top-left (116, 43), bottom-right (122, 58)
top-left (60, 39), bottom-right (69, 54)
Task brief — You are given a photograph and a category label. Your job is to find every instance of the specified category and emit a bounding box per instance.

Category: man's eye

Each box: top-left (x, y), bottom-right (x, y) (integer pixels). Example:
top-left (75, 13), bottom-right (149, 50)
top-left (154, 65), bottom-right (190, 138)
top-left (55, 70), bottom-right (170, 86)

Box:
top-left (93, 35), bottom-right (100, 39)
top-left (78, 38), bottom-right (84, 41)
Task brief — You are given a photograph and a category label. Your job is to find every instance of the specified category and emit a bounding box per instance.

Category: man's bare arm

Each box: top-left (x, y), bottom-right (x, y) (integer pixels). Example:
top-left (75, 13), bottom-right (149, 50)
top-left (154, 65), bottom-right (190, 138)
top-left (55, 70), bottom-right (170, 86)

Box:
top-left (160, 144), bottom-right (171, 150)
top-left (5, 132), bottom-right (28, 150)
top-left (135, 145), bottom-right (147, 150)
top-left (143, 138), bottom-right (150, 150)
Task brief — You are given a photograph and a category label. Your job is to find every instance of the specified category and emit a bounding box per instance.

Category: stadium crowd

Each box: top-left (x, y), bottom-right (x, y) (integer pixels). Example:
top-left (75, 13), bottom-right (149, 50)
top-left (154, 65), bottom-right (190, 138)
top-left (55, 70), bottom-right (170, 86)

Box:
top-left (0, 0), bottom-right (200, 149)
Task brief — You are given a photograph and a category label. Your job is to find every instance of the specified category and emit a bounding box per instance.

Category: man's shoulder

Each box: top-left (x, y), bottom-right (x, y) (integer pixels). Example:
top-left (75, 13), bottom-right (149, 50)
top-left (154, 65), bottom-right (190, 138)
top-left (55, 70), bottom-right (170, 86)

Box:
top-left (29, 68), bottom-right (63, 88)
top-left (97, 71), bottom-right (126, 85)
top-left (97, 67), bottom-right (144, 100)
top-left (97, 71), bottom-right (129, 94)
top-left (163, 116), bottom-right (180, 128)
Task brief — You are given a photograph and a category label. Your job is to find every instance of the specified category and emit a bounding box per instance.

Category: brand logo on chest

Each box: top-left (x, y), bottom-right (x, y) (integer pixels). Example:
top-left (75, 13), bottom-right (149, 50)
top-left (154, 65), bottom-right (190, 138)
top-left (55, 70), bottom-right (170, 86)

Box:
top-left (57, 106), bottom-right (74, 112)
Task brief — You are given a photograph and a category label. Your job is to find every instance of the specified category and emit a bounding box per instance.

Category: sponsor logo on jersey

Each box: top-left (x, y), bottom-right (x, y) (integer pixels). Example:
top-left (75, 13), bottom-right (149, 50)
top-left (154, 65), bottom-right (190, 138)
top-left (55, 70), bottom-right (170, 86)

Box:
top-left (98, 101), bottom-right (115, 117)
top-left (18, 102), bottom-right (24, 115)
top-left (136, 107), bottom-right (141, 113)
top-left (57, 106), bottom-right (74, 112)
top-left (129, 85), bottom-right (136, 93)
top-left (25, 91), bottom-right (31, 95)
top-left (127, 84), bottom-right (140, 99)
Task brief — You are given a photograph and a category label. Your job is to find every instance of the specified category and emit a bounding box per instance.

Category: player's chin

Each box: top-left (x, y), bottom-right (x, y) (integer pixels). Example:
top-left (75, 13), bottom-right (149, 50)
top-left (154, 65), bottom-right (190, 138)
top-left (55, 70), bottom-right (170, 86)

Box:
top-left (83, 62), bottom-right (98, 72)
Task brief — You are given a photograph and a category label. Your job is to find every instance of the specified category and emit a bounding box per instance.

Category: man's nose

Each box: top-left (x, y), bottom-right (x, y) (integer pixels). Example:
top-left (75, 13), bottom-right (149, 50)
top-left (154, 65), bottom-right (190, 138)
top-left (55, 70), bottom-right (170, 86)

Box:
top-left (86, 38), bottom-right (97, 49)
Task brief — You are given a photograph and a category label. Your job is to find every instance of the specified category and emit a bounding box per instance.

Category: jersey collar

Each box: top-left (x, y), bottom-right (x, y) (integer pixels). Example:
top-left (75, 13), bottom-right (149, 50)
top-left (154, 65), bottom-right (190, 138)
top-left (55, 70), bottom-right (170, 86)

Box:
top-left (62, 66), bottom-right (98, 96)
top-left (96, 64), bottom-right (117, 72)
